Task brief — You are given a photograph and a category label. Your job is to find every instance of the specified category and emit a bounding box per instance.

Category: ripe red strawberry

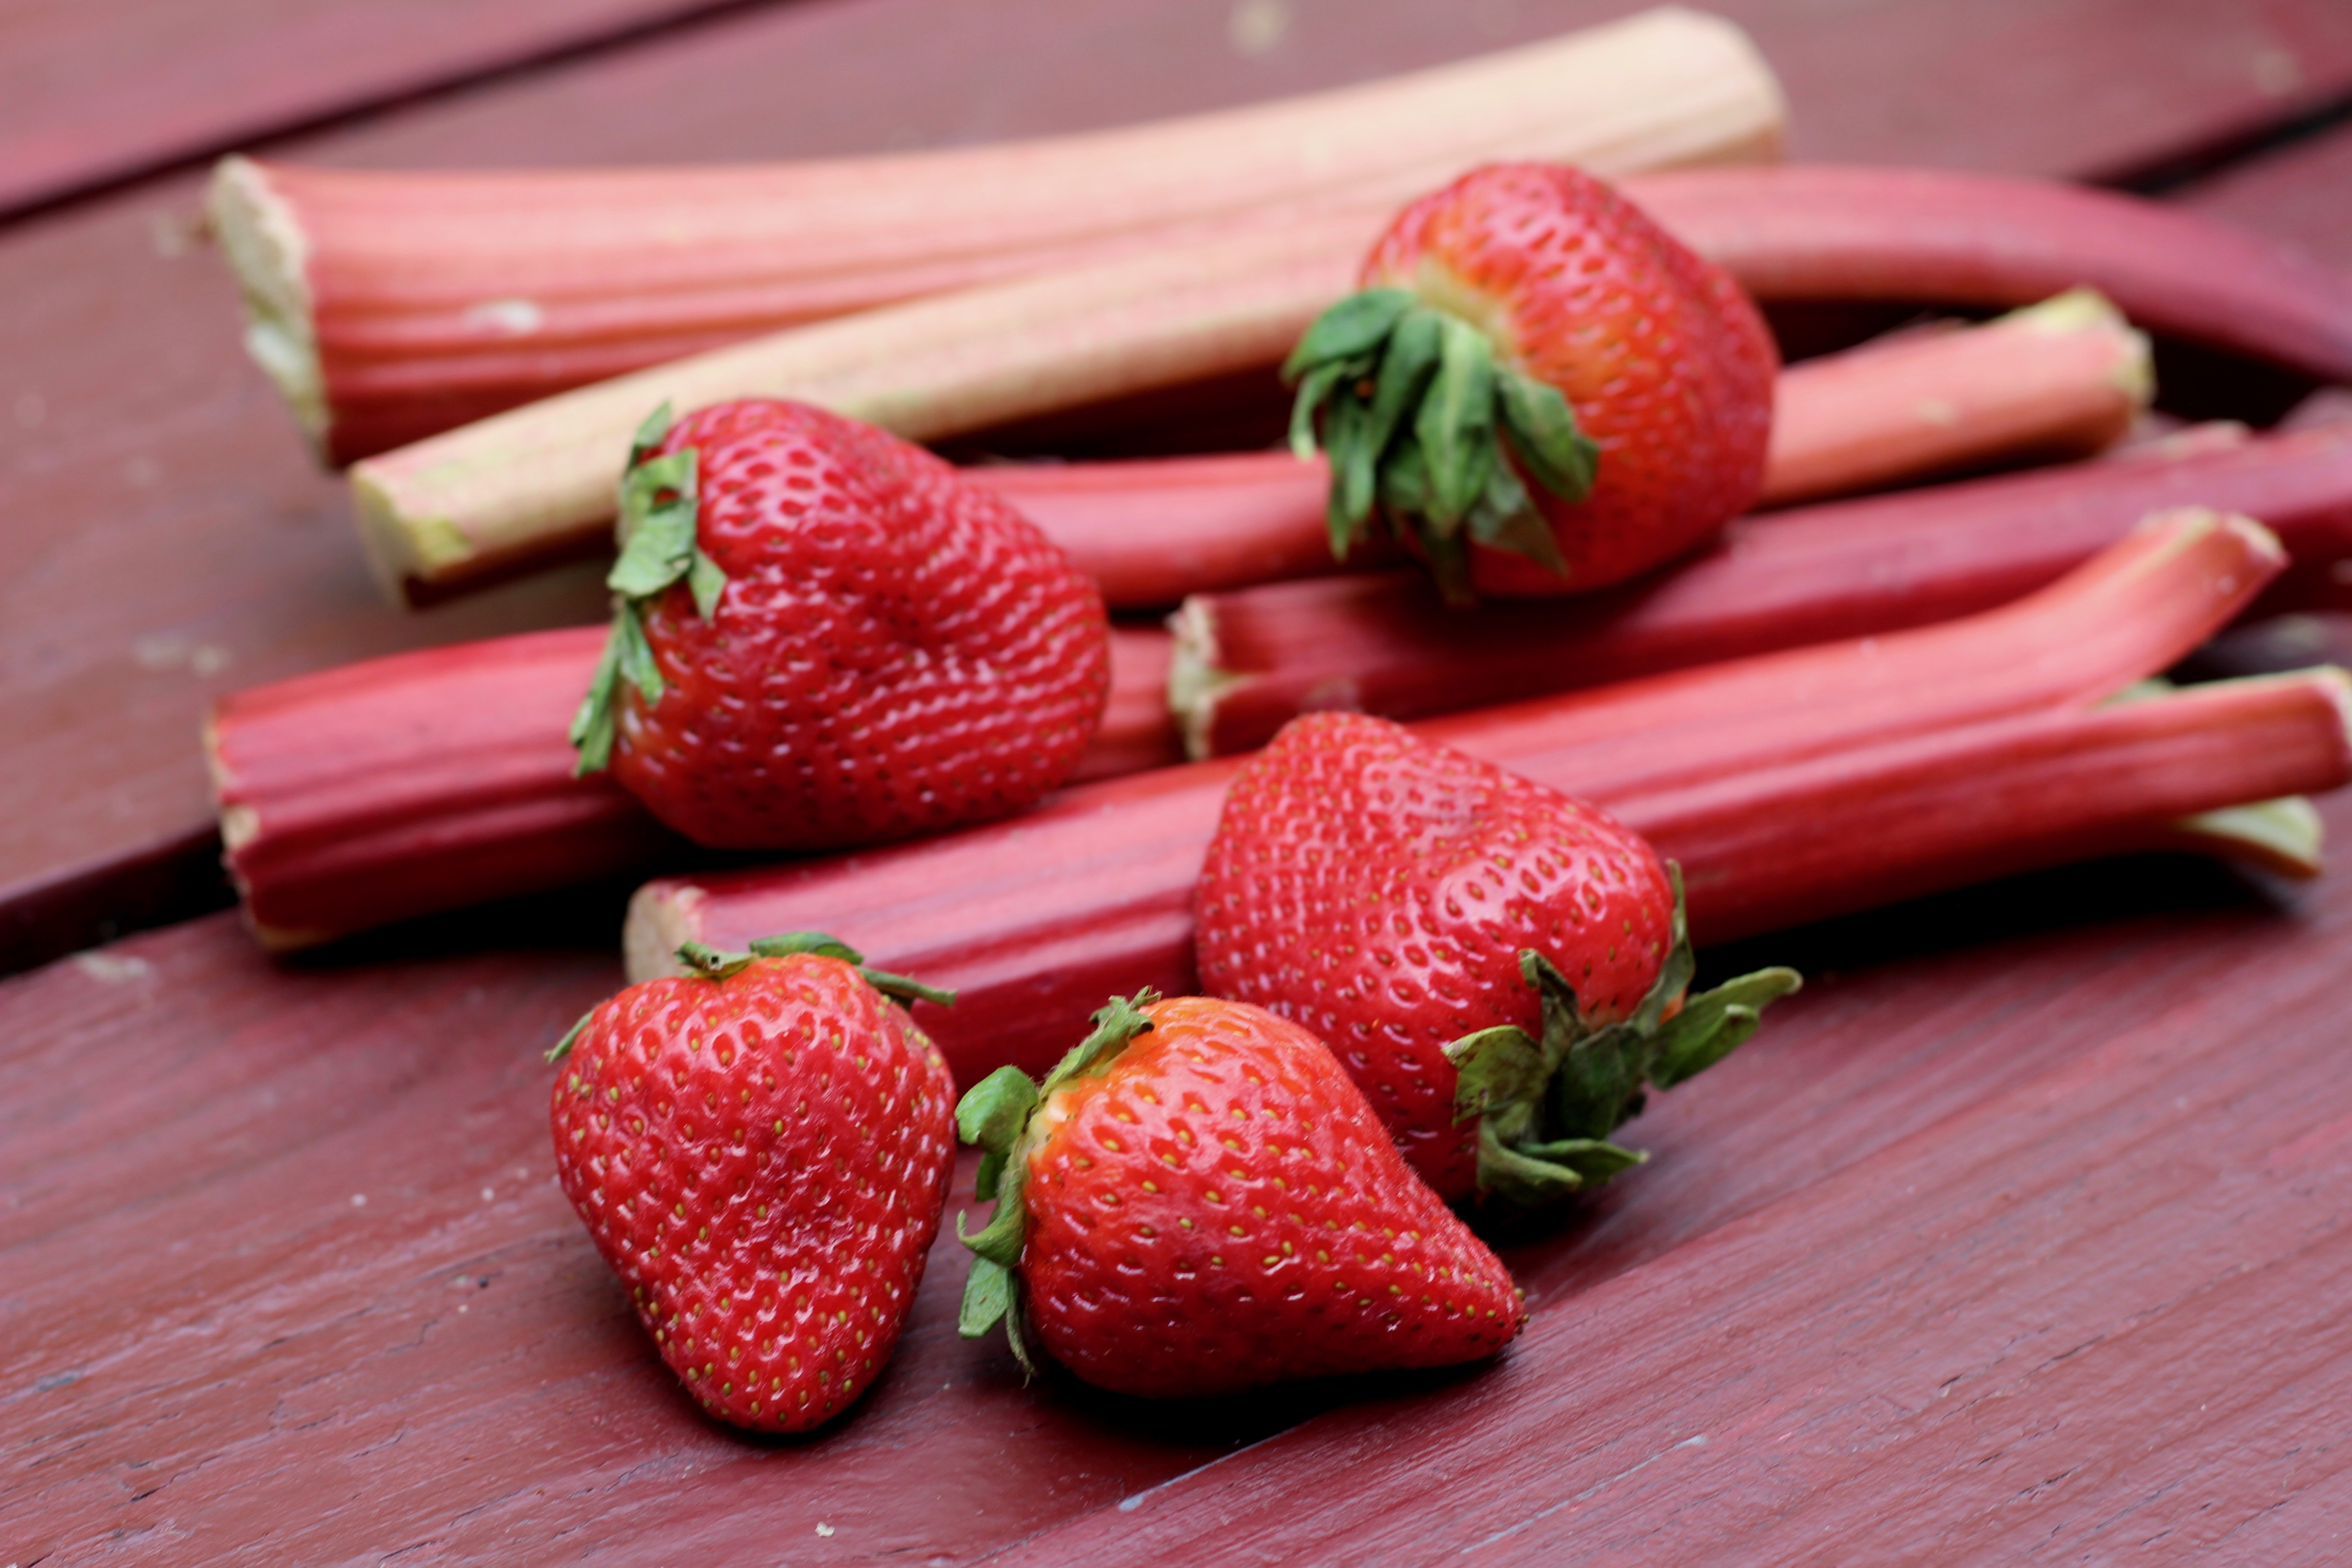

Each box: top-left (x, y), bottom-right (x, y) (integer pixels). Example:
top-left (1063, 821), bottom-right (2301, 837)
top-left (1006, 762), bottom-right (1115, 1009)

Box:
top-left (548, 932), bottom-right (958, 1432)
top-left (1194, 712), bottom-right (1798, 1207)
top-left (571, 397), bottom-right (1111, 849)
top-left (1285, 162), bottom-right (1777, 602)
top-left (956, 991), bottom-right (1525, 1399)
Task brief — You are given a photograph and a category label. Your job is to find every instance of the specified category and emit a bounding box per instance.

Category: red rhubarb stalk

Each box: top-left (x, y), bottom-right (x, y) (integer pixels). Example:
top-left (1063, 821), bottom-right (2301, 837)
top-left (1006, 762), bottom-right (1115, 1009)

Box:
top-left (208, 624), bottom-right (1176, 948)
top-left (989, 291), bottom-right (2151, 608)
top-left (212, 11), bottom-right (1783, 463)
top-left (1175, 420), bottom-right (2352, 756)
top-left (1628, 164), bottom-right (2352, 388)
top-left (637, 665), bottom-right (2351, 1087)
top-left (1634, 671), bottom-right (2352, 942)
top-left (211, 508), bottom-right (2286, 948)
top-left (233, 154), bottom-right (2347, 479)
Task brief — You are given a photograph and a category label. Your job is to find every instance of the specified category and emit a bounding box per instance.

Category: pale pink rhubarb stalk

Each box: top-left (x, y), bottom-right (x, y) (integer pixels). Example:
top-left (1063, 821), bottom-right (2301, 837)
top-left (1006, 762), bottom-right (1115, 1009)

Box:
top-left (211, 10), bottom-right (1783, 463)
top-left (1174, 421), bottom-right (2352, 757)
top-left (339, 159), bottom-right (2343, 606)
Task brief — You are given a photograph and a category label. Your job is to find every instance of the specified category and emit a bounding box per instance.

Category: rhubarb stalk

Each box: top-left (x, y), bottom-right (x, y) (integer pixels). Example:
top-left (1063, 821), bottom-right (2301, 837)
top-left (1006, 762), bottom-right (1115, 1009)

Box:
top-left (216, 513), bottom-right (2282, 951)
top-left (991, 291), bottom-right (2151, 608)
top-left (1630, 164), bottom-right (2352, 388)
top-left (347, 161), bottom-right (2311, 608)
top-left (634, 663), bottom-right (2351, 1087)
top-left (208, 624), bottom-right (1176, 947)
top-left (1174, 421), bottom-right (2352, 756)
top-left (214, 10), bottom-right (1783, 463)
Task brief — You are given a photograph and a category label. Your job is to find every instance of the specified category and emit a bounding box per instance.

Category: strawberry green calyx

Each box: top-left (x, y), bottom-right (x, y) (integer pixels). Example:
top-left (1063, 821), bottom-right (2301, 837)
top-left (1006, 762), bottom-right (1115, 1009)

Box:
top-left (955, 991), bottom-right (1160, 1370)
top-left (568, 402), bottom-right (725, 774)
top-left (1284, 286), bottom-right (1599, 605)
top-left (1444, 865), bottom-right (1800, 1207)
top-left (544, 930), bottom-right (952, 1063)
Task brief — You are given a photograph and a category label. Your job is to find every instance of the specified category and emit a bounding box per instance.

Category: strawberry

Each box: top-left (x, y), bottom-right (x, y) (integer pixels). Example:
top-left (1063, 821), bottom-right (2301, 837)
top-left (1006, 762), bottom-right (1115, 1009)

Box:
top-left (1194, 713), bottom-right (1799, 1207)
top-left (548, 931), bottom-right (958, 1432)
top-left (955, 991), bottom-right (1525, 1399)
top-left (570, 397), bottom-right (1111, 850)
top-left (1285, 162), bottom-right (1777, 602)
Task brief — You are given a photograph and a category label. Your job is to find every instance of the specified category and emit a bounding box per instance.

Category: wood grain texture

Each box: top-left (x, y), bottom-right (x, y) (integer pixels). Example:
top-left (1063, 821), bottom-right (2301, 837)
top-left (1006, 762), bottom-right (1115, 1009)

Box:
top-left (3, 828), bottom-right (2337, 1562)
top-left (0, 0), bottom-right (754, 216)
top-left (1002, 827), bottom-right (2352, 1564)
top-left (2179, 114), bottom-right (2352, 269)
top-left (6, 0), bottom-right (2352, 956)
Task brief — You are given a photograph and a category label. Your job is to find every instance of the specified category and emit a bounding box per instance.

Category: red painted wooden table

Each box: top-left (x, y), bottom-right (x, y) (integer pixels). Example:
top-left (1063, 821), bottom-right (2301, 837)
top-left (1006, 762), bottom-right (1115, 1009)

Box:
top-left (7, 2), bottom-right (2352, 1562)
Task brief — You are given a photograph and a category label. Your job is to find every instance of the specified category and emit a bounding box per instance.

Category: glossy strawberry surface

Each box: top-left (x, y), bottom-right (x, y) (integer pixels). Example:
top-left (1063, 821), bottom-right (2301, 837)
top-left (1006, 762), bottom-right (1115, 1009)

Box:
top-left (1195, 713), bottom-right (1676, 1202)
top-left (1015, 995), bottom-right (1523, 1399)
top-left (1364, 162), bottom-right (1776, 595)
top-left (550, 952), bottom-right (957, 1432)
top-left (612, 399), bottom-right (1110, 849)
top-left (1011, 992), bottom-right (1524, 1401)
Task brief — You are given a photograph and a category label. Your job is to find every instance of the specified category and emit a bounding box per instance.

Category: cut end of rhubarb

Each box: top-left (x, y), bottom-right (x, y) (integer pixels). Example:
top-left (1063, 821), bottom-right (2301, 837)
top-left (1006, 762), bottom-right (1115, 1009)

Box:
top-left (208, 157), bottom-right (329, 459)
top-left (2170, 797), bottom-right (2326, 879)
top-left (1167, 597), bottom-right (1244, 762)
top-left (349, 462), bottom-right (473, 608)
top-left (625, 881), bottom-right (706, 983)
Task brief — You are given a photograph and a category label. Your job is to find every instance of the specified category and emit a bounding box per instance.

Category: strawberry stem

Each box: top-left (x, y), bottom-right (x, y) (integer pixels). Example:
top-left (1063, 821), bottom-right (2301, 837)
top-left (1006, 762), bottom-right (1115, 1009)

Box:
top-left (1444, 865), bottom-right (1800, 1206)
top-left (954, 991), bottom-right (1160, 1369)
top-left (1286, 286), bottom-right (1597, 602)
top-left (568, 402), bottom-right (721, 777)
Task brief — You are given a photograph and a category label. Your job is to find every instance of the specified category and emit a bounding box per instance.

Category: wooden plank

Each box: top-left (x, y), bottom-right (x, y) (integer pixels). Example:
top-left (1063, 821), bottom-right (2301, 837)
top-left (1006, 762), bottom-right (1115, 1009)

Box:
top-left (1, 831), bottom-right (2325, 1560)
top-left (2178, 115), bottom-right (2352, 268)
top-left (998, 810), bottom-right (2352, 1564)
top-left (8, 0), bottom-right (2352, 970)
top-left (0, 0), bottom-right (753, 216)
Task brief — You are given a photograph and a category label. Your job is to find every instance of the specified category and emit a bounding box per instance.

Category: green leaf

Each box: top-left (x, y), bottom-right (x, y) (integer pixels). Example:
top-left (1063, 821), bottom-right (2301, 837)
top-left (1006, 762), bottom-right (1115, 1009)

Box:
top-left (1280, 287), bottom-right (1413, 383)
top-left (1650, 967), bottom-right (1803, 1089)
top-left (1036, 991), bottom-right (1159, 1096)
top-left (608, 449), bottom-right (700, 598)
top-left (1379, 434), bottom-right (1431, 518)
top-left (748, 931), bottom-right (866, 964)
top-left (687, 547), bottom-right (727, 621)
top-left (958, 1254), bottom-right (1016, 1338)
top-left (1416, 318), bottom-right (1498, 525)
top-left (567, 619), bottom-right (625, 776)
top-left (1288, 358), bottom-right (1353, 460)
top-left (1342, 308), bottom-right (1443, 526)
top-left (1553, 1019), bottom-right (1650, 1140)
top-left (958, 1178), bottom-right (1029, 1269)
top-left (1475, 1118), bottom-right (1586, 1207)
top-left (956, 1065), bottom-right (1041, 1154)
top-left (1517, 1137), bottom-right (1648, 1183)
top-left (975, 1149), bottom-right (1008, 1204)
top-left (1318, 386), bottom-right (1377, 555)
top-left (857, 967), bottom-right (957, 1009)
top-left (1465, 456), bottom-right (1569, 579)
top-left (626, 401), bottom-right (675, 469)
top-left (1445, 1025), bottom-right (1548, 1126)
top-left (675, 941), bottom-right (757, 980)
top-left (1495, 369), bottom-right (1599, 502)
top-left (544, 1007), bottom-right (596, 1064)
top-left (614, 603), bottom-right (663, 705)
